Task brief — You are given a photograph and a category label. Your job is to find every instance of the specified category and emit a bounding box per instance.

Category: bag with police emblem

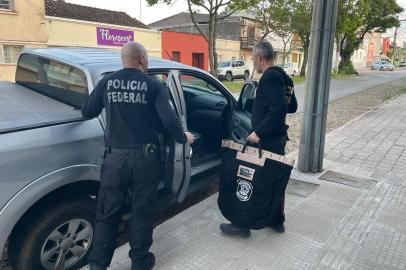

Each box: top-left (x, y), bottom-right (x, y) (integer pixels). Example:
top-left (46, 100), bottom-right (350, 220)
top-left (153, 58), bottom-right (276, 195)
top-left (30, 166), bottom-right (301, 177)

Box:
top-left (217, 140), bottom-right (295, 230)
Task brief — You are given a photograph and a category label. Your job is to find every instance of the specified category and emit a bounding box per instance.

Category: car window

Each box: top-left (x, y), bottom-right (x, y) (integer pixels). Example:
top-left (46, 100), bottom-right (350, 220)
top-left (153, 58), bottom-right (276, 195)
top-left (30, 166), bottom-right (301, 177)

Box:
top-left (238, 61), bottom-right (245, 66)
top-left (231, 62), bottom-right (238, 67)
top-left (15, 54), bottom-right (88, 108)
top-left (180, 74), bottom-right (221, 95)
top-left (218, 61), bottom-right (230, 68)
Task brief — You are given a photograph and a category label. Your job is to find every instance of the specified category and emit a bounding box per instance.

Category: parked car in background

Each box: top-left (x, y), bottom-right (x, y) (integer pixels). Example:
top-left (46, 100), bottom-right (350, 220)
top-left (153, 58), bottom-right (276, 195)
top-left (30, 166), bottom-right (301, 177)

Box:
top-left (275, 63), bottom-right (297, 76)
top-left (370, 61), bottom-right (394, 71)
top-left (399, 61), bottom-right (406, 67)
top-left (217, 60), bottom-right (250, 81)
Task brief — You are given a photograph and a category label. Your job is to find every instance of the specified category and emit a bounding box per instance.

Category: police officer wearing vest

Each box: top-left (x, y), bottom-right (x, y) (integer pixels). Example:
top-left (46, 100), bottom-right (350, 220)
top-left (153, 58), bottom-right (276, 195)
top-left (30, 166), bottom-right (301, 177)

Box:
top-left (81, 42), bottom-right (194, 270)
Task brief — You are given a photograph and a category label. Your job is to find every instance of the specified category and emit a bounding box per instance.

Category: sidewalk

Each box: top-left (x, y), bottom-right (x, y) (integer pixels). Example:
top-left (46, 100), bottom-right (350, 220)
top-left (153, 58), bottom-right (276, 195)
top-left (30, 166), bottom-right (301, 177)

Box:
top-left (109, 94), bottom-right (406, 270)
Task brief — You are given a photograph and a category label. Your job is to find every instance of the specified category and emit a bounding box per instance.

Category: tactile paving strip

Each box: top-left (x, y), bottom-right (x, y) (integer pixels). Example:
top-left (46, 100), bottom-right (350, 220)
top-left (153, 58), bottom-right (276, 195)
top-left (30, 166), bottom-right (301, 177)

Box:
top-left (285, 209), bottom-right (337, 244)
top-left (350, 226), bottom-right (406, 270)
top-left (226, 231), bottom-right (321, 270)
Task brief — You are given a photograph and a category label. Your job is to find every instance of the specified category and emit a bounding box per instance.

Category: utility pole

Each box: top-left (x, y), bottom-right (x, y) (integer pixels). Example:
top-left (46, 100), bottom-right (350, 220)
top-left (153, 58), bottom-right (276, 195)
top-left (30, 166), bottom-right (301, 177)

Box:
top-left (297, 0), bottom-right (339, 172)
top-left (392, 18), bottom-right (406, 64)
top-left (392, 16), bottom-right (399, 64)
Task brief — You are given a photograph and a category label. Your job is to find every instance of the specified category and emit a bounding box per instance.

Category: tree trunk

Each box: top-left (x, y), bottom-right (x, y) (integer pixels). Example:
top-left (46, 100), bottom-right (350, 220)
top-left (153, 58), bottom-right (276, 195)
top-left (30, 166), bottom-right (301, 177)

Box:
top-left (208, 15), bottom-right (216, 76)
top-left (338, 54), bottom-right (351, 71)
top-left (282, 43), bottom-right (287, 66)
top-left (300, 37), bottom-right (310, 76)
top-left (212, 11), bottom-right (218, 75)
top-left (338, 40), bottom-right (355, 73)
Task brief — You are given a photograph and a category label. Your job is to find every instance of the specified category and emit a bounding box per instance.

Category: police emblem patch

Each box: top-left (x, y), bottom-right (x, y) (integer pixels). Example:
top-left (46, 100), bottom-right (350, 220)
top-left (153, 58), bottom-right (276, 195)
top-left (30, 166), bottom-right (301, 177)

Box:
top-left (236, 179), bottom-right (253, 202)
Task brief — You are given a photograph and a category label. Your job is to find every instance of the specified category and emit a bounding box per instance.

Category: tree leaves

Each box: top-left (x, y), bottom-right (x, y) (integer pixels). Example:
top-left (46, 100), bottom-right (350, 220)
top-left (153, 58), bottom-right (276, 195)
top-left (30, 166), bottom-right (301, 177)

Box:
top-left (336, 0), bottom-right (403, 72)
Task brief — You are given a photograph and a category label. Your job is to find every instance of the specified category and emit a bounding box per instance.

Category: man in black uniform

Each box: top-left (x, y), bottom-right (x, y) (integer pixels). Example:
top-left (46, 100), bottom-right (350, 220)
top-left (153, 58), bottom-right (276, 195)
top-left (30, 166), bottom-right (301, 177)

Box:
top-left (220, 41), bottom-right (288, 237)
top-left (81, 42), bottom-right (194, 270)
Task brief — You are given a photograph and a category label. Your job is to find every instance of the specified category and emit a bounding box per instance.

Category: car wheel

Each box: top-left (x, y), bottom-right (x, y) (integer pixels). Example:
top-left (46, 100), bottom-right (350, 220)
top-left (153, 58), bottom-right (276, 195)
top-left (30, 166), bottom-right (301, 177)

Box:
top-left (9, 198), bottom-right (96, 270)
top-left (226, 72), bottom-right (233, 82)
top-left (380, 67), bottom-right (383, 71)
top-left (243, 71), bottom-right (250, 81)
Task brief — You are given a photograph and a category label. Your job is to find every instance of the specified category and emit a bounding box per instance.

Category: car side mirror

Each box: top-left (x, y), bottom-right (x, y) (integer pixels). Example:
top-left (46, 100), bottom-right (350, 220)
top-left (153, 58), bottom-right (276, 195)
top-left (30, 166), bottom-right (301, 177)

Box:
top-left (238, 81), bottom-right (257, 114)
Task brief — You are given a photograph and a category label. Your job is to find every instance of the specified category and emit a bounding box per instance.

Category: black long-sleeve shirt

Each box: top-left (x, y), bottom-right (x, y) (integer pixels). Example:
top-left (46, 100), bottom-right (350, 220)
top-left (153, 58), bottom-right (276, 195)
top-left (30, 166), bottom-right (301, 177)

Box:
top-left (251, 66), bottom-right (288, 139)
top-left (81, 68), bottom-right (186, 147)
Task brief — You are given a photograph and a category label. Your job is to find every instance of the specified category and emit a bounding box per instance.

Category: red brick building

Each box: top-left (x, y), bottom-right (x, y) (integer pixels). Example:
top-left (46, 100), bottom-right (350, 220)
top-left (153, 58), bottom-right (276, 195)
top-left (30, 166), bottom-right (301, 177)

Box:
top-left (161, 31), bottom-right (208, 71)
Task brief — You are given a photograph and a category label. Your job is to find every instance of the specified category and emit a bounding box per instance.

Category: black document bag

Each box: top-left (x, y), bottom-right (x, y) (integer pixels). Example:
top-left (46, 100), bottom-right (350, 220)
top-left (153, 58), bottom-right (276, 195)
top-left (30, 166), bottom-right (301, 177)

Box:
top-left (218, 140), bottom-right (295, 230)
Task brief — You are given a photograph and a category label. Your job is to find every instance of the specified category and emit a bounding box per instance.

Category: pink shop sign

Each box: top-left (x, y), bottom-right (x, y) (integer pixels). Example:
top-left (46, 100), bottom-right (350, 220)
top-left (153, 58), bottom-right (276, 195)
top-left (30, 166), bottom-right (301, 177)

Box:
top-left (96, 27), bottom-right (134, 47)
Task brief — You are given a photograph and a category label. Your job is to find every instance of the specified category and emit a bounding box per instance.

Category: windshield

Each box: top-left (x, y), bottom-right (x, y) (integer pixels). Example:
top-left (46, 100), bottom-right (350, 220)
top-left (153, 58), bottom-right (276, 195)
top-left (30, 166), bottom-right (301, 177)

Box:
top-left (218, 62), bottom-right (230, 68)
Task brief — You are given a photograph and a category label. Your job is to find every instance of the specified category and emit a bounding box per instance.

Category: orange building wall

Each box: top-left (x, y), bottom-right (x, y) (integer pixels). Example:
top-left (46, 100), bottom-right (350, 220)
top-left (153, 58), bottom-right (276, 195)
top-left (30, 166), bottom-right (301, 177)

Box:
top-left (161, 31), bottom-right (209, 71)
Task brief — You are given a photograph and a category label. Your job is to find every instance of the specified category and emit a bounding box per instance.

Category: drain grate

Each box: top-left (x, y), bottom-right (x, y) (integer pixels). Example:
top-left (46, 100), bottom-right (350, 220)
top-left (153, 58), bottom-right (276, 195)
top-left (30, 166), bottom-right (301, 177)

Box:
top-left (286, 179), bottom-right (320, 197)
top-left (319, 171), bottom-right (377, 190)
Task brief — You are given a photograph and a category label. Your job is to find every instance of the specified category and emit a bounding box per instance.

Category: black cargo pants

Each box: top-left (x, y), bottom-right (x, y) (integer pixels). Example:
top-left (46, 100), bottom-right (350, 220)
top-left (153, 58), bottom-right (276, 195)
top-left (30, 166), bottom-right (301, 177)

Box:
top-left (88, 147), bottom-right (161, 268)
top-left (261, 136), bottom-right (288, 226)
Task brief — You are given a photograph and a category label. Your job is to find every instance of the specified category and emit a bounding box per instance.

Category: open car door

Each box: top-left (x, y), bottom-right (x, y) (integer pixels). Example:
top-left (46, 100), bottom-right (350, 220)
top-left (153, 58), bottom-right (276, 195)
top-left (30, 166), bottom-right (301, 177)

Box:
top-left (229, 81), bottom-right (257, 144)
top-left (166, 71), bottom-right (192, 203)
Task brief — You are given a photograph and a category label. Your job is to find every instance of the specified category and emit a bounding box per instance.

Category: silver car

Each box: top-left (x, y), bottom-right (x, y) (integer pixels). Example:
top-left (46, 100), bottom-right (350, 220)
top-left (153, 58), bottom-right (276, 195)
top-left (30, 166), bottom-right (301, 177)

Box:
top-left (371, 61), bottom-right (394, 71)
top-left (0, 48), bottom-right (255, 270)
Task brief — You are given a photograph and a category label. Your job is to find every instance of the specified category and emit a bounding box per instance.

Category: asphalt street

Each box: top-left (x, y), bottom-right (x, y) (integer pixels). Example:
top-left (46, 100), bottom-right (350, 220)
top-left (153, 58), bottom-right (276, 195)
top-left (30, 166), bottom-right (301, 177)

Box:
top-left (294, 69), bottom-right (406, 112)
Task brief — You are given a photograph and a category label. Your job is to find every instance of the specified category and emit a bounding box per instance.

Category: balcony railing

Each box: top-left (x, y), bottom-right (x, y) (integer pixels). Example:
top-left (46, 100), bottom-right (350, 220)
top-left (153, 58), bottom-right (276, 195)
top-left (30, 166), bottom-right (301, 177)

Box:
top-left (241, 36), bottom-right (261, 49)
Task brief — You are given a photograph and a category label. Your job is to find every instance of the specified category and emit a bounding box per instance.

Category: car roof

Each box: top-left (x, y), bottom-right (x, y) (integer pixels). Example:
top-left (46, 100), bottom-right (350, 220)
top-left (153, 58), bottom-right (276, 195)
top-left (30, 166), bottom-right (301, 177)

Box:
top-left (23, 47), bottom-right (201, 70)
top-left (21, 47), bottom-right (207, 86)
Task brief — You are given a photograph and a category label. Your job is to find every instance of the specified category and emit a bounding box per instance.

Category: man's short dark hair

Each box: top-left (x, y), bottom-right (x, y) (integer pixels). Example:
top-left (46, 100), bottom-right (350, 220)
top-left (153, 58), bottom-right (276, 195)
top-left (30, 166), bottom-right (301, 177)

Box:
top-left (254, 41), bottom-right (275, 61)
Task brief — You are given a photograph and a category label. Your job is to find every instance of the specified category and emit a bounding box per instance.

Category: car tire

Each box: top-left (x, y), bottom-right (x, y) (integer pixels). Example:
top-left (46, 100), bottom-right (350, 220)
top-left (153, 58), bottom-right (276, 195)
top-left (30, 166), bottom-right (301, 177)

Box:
top-left (380, 67), bottom-right (383, 71)
top-left (243, 71), bottom-right (250, 81)
top-left (9, 198), bottom-right (96, 270)
top-left (226, 72), bottom-right (233, 82)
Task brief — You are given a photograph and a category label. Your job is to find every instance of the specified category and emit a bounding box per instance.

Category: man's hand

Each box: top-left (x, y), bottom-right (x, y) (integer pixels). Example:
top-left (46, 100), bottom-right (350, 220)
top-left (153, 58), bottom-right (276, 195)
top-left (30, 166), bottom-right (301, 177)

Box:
top-left (185, 132), bottom-right (194, 145)
top-left (247, 132), bottom-right (260, 144)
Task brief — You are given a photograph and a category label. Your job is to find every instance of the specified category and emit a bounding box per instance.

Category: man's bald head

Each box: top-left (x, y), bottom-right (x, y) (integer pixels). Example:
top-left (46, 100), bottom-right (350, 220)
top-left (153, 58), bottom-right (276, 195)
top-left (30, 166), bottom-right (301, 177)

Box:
top-left (121, 42), bottom-right (149, 73)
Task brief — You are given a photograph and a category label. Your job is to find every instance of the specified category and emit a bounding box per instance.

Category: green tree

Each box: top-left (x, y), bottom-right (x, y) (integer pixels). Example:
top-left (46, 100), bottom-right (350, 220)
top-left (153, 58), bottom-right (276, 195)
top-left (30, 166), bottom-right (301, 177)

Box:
top-left (289, 0), bottom-right (312, 76)
top-left (336, 0), bottom-right (403, 73)
top-left (252, 0), bottom-right (312, 76)
top-left (146, 0), bottom-right (259, 75)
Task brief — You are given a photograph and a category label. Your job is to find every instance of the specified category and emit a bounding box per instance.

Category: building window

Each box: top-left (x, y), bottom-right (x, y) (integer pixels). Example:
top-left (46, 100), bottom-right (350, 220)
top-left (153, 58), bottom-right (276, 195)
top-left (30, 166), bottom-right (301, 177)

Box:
top-left (2, 45), bottom-right (24, 64)
top-left (0, 46), bottom-right (4, 63)
top-left (172, 51), bottom-right (181, 62)
top-left (291, 53), bottom-right (298, 63)
top-left (0, 0), bottom-right (13, 10)
top-left (192, 53), bottom-right (204, 70)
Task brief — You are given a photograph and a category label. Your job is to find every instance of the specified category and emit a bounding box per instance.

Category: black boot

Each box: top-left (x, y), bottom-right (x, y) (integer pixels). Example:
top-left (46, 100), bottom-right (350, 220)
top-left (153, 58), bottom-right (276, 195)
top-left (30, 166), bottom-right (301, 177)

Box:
top-left (269, 223), bottom-right (285, 233)
top-left (219, 223), bottom-right (251, 238)
top-left (132, 252), bottom-right (155, 270)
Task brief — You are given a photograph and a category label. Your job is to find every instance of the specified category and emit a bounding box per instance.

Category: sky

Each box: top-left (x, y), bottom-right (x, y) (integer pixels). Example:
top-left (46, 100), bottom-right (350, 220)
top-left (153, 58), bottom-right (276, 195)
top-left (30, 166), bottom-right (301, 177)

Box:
top-left (66, 0), bottom-right (406, 44)
top-left (66, 0), bottom-right (190, 25)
